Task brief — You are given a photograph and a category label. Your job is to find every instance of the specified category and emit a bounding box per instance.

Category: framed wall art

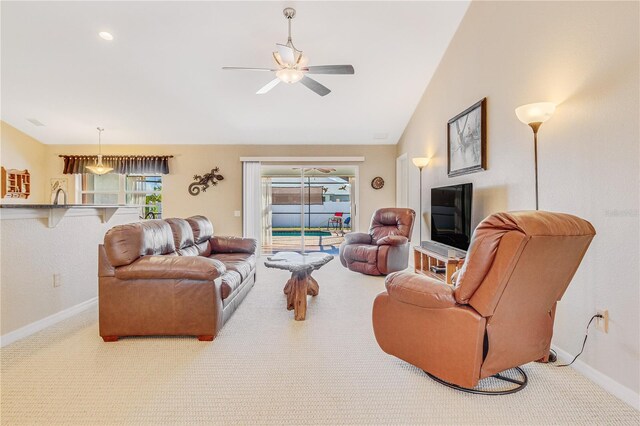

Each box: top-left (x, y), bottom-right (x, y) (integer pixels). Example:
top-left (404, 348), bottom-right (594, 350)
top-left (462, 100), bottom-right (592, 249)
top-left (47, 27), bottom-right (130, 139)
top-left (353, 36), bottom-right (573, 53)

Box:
top-left (447, 98), bottom-right (487, 177)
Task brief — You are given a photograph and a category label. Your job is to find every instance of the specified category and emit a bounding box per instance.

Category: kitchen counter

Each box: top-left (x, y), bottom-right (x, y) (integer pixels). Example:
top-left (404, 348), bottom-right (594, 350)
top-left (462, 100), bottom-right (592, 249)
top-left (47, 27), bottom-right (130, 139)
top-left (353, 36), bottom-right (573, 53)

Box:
top-left (0, 204), bottom-right (139, 227)
top-left (0, 203), bottom-right (141, 341)
top-left (0, 204), bottom-right (130, 208)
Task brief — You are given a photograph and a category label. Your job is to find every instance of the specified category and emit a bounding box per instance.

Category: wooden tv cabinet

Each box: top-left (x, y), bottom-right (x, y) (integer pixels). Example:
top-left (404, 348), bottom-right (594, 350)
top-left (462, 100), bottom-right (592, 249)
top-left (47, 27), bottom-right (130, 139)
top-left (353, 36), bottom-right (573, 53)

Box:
top-left (413, 243), bottom-right (466, 286)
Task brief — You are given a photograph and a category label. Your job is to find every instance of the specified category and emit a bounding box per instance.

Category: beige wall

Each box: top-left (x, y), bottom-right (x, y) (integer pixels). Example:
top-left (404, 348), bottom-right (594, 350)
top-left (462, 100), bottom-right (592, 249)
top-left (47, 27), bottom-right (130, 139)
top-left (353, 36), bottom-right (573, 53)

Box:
top-left (1, 124), bottom-right (396, 336)
top-left (0, 121), bottom-right (48, 203)
top-left (398, 1), bottom-right (639, 396)
top-left (45, 144), bottom-right (396, 235)
top-left (0, 122), bottom-right (397, 232)
top-left (1, 210), bottom-right (140, 336)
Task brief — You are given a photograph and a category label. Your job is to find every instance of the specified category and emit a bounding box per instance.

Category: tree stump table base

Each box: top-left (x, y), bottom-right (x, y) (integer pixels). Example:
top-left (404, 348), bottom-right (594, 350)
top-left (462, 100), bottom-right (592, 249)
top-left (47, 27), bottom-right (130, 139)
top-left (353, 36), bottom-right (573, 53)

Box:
top-left (283, 272), bottom-right (320, 320)
top-left (265, 252), bottom-right (333, 321)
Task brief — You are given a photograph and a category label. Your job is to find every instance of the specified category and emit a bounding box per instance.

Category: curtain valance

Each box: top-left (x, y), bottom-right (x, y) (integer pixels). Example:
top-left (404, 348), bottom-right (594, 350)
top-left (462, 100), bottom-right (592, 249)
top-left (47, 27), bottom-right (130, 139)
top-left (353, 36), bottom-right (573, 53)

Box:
top-left (60, 155), bottom-right (172, 175)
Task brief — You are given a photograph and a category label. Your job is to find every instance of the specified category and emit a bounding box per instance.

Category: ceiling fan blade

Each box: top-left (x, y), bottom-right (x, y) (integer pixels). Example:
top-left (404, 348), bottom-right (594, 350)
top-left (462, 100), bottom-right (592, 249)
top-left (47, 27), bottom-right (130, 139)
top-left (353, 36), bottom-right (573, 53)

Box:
top-left (222, 67), bottom-right (275, 71)
top-left (276, 44), bottom-right (296, 65)
top-left (300, 76), bottom-right (331, 97)
top-left (256, 78), bottom-right (281, 95)
top-left (305, 65), bottom-right (355, 75)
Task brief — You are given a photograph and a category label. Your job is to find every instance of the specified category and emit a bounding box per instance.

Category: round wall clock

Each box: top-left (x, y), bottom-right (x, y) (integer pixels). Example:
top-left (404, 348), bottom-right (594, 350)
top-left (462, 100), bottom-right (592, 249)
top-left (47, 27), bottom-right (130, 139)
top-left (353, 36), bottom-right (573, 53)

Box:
top-left (371, 176), bottom-right (385, 190)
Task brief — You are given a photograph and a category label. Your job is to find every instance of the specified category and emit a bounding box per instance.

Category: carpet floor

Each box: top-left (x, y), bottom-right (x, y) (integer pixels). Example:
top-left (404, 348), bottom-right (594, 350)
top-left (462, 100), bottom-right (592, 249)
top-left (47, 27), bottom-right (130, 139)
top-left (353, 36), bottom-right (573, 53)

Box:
top-left (1, 260), bottom-right (638, 425)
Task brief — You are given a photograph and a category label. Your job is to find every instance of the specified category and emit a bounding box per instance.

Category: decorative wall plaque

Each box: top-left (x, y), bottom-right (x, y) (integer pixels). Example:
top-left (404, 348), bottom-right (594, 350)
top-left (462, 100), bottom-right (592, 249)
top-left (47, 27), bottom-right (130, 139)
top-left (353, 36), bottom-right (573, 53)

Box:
top-left (371, 176), bottom-right (384, 190)
top-left (189, 167), bottom-right (224, 196)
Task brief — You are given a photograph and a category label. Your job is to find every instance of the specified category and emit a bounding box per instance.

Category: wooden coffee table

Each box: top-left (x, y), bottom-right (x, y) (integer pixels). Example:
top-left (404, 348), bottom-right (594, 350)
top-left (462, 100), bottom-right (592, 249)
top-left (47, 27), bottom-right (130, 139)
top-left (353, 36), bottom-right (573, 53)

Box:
top-left (264, 251), bottom-right (333, 321)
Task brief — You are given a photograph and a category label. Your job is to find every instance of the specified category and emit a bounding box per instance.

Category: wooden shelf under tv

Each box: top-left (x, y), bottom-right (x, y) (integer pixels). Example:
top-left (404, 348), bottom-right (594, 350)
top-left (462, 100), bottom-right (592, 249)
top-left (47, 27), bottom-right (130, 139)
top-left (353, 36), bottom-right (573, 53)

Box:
top-left (413, 243), bottom-right (466, 286)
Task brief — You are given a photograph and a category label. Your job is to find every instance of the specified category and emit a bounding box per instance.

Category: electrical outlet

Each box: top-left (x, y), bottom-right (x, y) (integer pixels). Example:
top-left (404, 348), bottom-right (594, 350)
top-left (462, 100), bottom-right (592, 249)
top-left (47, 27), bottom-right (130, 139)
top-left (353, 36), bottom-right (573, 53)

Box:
top-left (595, 309), bottom-right (609, 333)
top-left (234, 210), bottom-right (241, 217)
top-left (53, 273), bottom-right (62, 288)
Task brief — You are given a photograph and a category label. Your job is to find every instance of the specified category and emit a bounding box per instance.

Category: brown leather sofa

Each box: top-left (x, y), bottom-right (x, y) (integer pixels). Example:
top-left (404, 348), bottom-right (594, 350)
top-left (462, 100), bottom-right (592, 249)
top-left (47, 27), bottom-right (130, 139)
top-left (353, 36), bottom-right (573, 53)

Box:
top-left (372, 211), bottom-right (595, 389)
top-left (98, 215), bottom-right (256, 342)
top-left (339, 208), bottom-right (415, 275)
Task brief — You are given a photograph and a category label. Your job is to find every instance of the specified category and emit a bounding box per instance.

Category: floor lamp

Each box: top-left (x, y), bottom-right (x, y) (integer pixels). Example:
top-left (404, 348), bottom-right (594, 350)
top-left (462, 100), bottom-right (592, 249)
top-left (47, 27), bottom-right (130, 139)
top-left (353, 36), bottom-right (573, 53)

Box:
top-left (515, 102), bottom-right (556, 210)
top-left (412, 157), bottom-right (430, 243)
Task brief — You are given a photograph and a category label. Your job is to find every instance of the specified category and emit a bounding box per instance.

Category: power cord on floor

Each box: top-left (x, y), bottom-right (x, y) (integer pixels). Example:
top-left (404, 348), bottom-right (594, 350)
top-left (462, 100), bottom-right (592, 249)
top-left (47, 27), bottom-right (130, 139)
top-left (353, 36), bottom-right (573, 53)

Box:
top-left (549, 314), bottom-right (603, 367)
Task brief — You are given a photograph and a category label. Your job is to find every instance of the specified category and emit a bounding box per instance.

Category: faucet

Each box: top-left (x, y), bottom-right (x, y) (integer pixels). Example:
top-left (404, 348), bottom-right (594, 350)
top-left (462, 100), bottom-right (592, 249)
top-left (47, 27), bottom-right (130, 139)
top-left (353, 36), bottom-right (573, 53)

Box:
top-left (53, 188), bottom-right (67, 205)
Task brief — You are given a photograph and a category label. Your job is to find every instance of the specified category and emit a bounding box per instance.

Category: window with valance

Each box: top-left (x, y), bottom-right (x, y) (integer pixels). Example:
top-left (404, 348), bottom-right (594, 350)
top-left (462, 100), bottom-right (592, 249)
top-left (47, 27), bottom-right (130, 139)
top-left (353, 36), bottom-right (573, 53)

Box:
top-left (59, 155), bottom-right (172, 175)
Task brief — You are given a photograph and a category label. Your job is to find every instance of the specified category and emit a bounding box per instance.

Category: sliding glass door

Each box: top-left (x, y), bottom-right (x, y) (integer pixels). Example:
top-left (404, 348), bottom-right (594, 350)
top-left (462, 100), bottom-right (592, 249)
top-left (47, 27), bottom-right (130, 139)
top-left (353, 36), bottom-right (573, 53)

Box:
top-left (261, 166), bottom-right (355, 255)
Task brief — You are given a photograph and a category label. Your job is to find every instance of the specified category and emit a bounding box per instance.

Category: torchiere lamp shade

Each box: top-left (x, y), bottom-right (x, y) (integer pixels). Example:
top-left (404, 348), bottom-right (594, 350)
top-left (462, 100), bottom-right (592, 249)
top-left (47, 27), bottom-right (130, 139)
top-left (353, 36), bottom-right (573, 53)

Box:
top-left (515, 102), bottom-right (556, 125)
top-left (412, 157), bottom-right (430, 169)
top-left (515, 102), bottom-right (556, 210)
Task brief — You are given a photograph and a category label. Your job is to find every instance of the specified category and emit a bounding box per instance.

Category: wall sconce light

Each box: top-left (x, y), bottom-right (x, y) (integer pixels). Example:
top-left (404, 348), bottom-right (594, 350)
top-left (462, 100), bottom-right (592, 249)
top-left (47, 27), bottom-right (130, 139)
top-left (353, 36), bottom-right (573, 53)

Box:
top-left (412, 157), bottom-right (430, 242)
top-left (515, 102), bottom-right (556, 210)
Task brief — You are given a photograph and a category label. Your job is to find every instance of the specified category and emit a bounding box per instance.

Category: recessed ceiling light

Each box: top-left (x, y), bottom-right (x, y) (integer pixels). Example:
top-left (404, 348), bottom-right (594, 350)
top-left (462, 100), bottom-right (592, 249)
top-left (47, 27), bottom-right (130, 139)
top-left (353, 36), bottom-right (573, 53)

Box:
top-left (99, 31), bottom-right (114, 41)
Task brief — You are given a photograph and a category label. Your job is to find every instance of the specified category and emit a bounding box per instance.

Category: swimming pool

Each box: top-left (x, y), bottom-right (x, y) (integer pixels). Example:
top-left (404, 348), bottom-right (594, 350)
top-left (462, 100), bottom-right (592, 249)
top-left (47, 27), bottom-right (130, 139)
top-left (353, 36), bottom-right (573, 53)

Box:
top-left (272, 231), bottom-right (332, 237)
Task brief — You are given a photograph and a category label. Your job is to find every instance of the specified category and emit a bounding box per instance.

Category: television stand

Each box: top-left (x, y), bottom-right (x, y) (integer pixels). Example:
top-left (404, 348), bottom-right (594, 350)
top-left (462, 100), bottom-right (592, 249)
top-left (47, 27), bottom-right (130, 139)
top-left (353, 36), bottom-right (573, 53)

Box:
top-left (414, 242), bottom-right (466, 285)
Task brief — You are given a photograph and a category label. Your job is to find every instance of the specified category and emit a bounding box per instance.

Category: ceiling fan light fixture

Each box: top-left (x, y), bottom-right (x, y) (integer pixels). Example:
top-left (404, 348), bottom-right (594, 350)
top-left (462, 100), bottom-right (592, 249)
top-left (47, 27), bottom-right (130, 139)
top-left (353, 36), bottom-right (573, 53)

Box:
top-left (276, 68), bottom-right (304, 84)
top-left (273, 52), bottom-right (284, 66)
top-left (222, 8), bottom-right (353, 96)
top-left (296, 53), bottom-right (309, 67)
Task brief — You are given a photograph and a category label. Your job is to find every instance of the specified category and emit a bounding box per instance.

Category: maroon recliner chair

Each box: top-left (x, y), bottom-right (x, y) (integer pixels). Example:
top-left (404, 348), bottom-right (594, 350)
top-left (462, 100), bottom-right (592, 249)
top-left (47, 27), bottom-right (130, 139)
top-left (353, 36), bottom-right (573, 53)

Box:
top-left (339, 208), bottom-right (415, 276)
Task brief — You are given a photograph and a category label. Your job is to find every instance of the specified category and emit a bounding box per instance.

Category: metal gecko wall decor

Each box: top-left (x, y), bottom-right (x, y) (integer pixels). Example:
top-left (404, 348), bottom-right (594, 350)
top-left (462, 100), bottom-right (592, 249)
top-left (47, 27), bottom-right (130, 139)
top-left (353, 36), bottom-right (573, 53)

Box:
top-left (188, 167), bottom-right (224, 196)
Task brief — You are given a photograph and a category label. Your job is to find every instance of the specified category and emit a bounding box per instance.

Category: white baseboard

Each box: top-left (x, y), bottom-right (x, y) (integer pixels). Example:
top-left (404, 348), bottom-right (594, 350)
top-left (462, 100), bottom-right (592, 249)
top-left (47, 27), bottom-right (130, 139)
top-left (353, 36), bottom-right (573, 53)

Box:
top-left (1, 297), bottom-right (97, 348)
top-left (552, 344), bottom-right (640, 411)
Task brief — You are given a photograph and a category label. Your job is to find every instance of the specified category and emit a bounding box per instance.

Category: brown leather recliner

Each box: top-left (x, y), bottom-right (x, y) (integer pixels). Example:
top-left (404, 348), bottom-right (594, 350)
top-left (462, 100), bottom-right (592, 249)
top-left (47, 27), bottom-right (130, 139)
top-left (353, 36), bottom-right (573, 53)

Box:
top-left (98, 215), bottom-right (257, 342)
top-left (339, 208), bottom-right (415, 276)
top-left (372, 211), bottom-right (595, 389)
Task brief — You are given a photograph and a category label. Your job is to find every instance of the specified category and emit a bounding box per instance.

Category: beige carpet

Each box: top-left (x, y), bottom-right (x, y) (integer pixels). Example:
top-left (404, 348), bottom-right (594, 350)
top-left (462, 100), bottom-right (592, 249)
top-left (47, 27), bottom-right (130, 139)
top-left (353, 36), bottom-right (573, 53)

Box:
top-left (1, 260), bottom-right (638, 425)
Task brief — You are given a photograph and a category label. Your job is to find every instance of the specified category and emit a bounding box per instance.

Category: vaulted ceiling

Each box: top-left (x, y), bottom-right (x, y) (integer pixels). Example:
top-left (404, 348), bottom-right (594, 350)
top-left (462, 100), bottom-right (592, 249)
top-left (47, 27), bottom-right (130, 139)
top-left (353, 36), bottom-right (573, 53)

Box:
top-left (1, 1), bottom-right (469, 145)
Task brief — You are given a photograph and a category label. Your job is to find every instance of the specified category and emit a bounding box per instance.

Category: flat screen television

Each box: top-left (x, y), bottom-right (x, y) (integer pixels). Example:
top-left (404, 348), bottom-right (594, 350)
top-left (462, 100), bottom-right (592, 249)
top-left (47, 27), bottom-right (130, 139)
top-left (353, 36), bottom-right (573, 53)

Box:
top-left (430, 183), bottom-right (473, 251)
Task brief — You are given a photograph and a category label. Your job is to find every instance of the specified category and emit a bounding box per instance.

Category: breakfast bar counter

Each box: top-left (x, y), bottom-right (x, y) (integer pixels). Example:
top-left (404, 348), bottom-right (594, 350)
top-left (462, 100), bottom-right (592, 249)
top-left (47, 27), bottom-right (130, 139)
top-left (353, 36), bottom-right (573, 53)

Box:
top-left (0, 204), bottom-right (138, 228)
top-left (0, 203), bottom-right (141, 342)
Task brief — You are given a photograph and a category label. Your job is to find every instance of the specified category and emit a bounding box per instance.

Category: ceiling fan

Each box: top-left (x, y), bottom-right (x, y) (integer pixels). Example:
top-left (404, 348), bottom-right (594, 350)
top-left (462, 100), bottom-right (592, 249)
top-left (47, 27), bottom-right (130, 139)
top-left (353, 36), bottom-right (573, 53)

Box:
top-left (222, 8), bottom-right (355, 96)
